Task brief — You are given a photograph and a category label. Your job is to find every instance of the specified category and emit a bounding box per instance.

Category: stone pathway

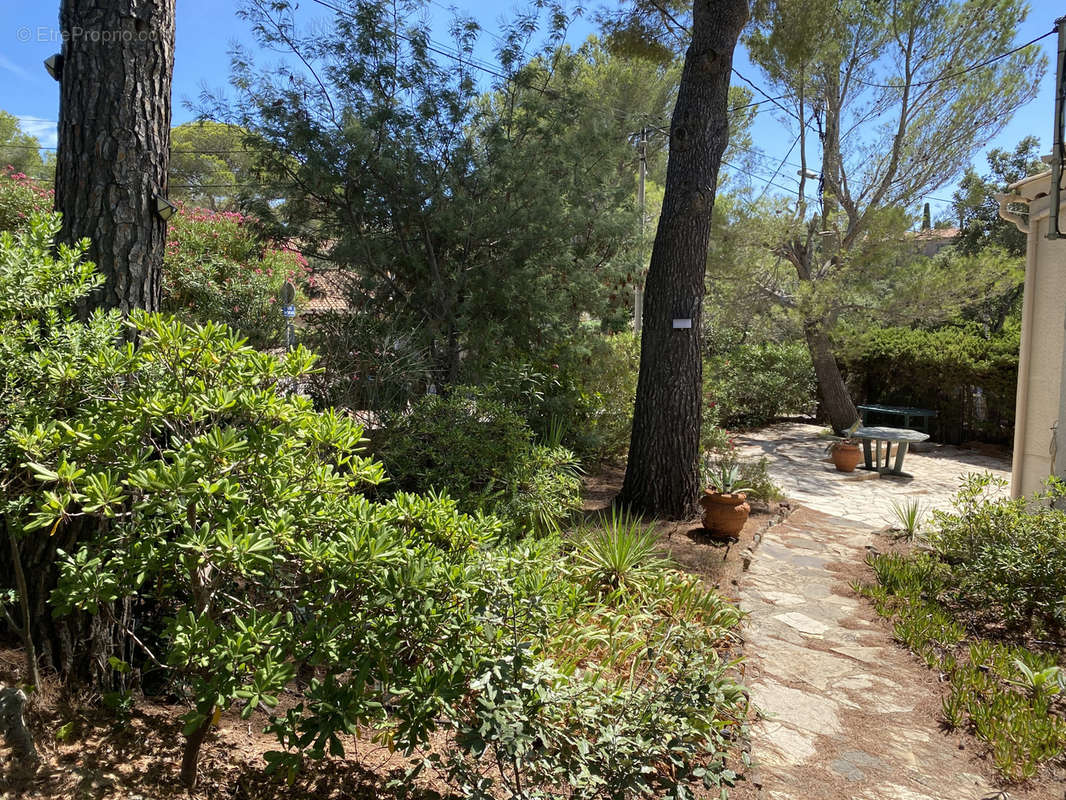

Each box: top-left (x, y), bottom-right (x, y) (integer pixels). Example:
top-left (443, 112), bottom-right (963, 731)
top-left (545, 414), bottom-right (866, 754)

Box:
top-left (739, 507), bottom-right (1006, 800)
top-left (734, 423), bottom-right (1011, 527)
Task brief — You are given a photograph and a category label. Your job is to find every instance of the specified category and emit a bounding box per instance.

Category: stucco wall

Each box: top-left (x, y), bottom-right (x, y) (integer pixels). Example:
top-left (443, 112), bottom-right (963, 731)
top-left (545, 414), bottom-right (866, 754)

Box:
top-left (1015, 213), bottom-right (1066, 497)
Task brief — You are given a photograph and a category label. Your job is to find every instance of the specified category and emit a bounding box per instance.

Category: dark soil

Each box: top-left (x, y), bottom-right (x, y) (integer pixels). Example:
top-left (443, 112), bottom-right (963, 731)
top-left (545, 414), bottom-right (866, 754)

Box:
top-left (579, 462), bottom-right (792, 600)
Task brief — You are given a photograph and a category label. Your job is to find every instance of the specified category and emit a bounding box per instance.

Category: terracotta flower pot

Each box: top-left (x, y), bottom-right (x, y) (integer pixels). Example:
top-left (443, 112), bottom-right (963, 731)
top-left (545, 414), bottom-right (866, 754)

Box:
top-left (700, 489), bottom-right (750, 537)
top-left (830, 442), bottom-right (863, 472)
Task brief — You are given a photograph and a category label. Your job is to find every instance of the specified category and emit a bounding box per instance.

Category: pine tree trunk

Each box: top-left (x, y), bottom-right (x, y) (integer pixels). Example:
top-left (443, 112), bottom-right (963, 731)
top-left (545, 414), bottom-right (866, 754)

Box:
top-left (618, 0), bottom-right (748, 519)
top-left (804, 321), bottom-right (859, 433)
top-left (54, 0), bottom-right (176, 314)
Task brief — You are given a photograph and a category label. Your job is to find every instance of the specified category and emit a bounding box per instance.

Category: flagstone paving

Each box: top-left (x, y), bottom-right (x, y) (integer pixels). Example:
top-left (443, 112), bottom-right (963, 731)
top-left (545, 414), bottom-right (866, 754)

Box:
top-left (734, 423), bottom-right (1011, 527)
top-left (738, 507), bottom-right (1008, 800)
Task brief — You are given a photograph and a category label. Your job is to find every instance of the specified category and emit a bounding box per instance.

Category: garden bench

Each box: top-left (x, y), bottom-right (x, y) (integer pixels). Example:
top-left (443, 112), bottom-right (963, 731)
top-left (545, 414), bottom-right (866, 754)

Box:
top-left (857, 403), bottom-right (937, 434)
top-left (853, 426), bottom-right (930, 477)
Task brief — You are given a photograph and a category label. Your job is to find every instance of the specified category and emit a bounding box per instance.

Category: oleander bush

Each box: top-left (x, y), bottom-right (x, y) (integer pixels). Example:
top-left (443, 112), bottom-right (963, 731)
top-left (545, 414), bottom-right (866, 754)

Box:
top-left (161, 206), bottom-right (311, 348)
top-left (0, 166), bottom-right (53, 234)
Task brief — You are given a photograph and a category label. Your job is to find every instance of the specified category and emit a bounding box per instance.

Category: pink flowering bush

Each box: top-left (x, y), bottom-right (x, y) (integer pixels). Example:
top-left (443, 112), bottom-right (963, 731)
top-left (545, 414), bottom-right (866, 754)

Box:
top-left (0, 166), bottom-right (54, 233)
top-left (162, 207), bottom-right (310, 347)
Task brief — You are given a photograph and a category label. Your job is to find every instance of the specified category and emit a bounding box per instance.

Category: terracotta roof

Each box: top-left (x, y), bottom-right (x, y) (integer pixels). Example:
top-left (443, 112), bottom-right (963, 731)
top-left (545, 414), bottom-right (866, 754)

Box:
top-left (912, 227), bottom-right (959, 240)
top-left (304, 270), bottom-right (355, 315)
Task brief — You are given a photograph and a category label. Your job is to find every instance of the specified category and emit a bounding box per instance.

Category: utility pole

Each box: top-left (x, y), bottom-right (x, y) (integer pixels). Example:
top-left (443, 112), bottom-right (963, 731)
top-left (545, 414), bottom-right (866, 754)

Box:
top-left (1049, 14), bottom-right (1065, 240)
top-left (634, 127), bottom-right (647, 334)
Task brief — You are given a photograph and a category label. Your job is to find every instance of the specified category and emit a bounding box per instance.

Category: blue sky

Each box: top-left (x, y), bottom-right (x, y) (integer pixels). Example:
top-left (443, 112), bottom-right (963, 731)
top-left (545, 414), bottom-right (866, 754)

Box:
top-left (0, 0), bottom-right (1061, 217)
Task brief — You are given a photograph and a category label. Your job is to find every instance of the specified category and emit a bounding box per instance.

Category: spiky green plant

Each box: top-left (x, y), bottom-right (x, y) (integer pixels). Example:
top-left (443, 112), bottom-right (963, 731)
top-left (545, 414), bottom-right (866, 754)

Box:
top-left (573, 508), bottom-right (671, 594)
top-left (888, 498), bottom-right (926, 539)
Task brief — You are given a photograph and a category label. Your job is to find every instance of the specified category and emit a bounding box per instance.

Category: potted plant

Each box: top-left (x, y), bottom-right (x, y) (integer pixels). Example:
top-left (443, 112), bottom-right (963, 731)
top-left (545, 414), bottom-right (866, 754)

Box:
top-left (826, 437), bottom-right (863, 472)
top-left (699, 461), bottom-right (753, 537)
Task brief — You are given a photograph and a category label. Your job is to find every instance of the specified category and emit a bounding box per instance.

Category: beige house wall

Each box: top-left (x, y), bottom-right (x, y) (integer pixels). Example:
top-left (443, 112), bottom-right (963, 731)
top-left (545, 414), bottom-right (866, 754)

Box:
top-left (1001, 169), bottom-right (1066, 497)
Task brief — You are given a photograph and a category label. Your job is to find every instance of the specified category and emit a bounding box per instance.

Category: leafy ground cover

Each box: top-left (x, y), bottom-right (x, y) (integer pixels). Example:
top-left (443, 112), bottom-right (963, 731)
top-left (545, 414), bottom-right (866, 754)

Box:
top-left (856, 476), bottom-right (1066, 783)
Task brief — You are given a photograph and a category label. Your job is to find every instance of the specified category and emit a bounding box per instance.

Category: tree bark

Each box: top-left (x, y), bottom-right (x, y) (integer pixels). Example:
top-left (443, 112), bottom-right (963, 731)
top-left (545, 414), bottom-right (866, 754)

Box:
top-left (55, 0), bottom-right (176, 314)
top-left (618, 0), bottom-right (748, 519)
top-left (804, 321), bottom-right (858, 433)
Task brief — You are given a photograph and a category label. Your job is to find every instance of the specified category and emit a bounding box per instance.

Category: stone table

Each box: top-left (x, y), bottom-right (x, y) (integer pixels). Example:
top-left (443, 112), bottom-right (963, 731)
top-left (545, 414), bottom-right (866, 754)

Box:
top-left (854, 426), bottom-right (930, 477)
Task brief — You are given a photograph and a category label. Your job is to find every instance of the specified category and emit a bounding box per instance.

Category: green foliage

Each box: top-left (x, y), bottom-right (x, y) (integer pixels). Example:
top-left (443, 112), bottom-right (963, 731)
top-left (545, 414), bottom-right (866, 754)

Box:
top-left (927, 475), bottom-right (1066, 636)
top-left (497, 331), bottom-right (640, 462)
top-left (169, 121), bottom-right (259, 211)
top-left (301, 309), bottom-right (433, 414)
top-left (700, 424), bottom-right (783, 504)
top-left (2, 170), bottom-right (749, 800)
top-left (952, 135), bottom-right (1045, 258)
top-left (858, 546), bottom-right (1066, 782)
top-left (573, 509), bottom-right (671, 594)
top-left (888, 498), bottom-right (926, 540)
top-left (704, 342), bottom-right (816, 429)
top-left (209, 6), bottom-right (655, 385)
top-left (0, 167), bottom-right (53, 235)
top-left (0, 111), bottom-right (50, 178)
top-left (700, 460), bottom-right (753, 496)
top-left (161, 207), bottom-right (309, 348)
top-left (840, 323), bottom-right (1019, 442)
top-left (430, 526), bottom-right (749, 799)
top-left (376, 391), bottom-right (581, 537)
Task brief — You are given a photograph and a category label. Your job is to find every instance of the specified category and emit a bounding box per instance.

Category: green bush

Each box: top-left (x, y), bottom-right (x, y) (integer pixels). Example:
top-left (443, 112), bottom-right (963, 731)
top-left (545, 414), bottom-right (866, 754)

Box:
top-left (0, 167), bottom-right (52, 234)
top-left (927, 474), bottom-right (1066, 637)
top-left (162, 207), bottom-right (309, 348)
top-left (1, 217), bottom-right (749, 795)
top-left (432, 533), bottom-right (750, 799)
top-left (302, 310), bottom-right (432, 414)
top-left (376, 391), bottom-right (582, 536)
top-left (480, 331), bottom-right (639, 462)
top-left (858, 547), bottom-right (1066, 781)
top-left (840, 323), bottom-right (1018, 442)
top-left (704, 341), bottom-right (816, 429)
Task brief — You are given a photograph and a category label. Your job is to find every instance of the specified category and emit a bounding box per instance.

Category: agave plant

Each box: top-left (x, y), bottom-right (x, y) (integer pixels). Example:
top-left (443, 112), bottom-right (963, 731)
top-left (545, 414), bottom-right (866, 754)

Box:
top-left (573, 508), bottom-right (671, 594)
top-left (701, 459), bottom-right (753, 495)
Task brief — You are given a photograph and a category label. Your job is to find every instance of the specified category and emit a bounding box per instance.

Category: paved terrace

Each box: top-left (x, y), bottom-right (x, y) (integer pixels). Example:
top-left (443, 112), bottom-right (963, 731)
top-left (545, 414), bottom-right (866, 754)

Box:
top-left (733, 422), bottom-right (1011, 526)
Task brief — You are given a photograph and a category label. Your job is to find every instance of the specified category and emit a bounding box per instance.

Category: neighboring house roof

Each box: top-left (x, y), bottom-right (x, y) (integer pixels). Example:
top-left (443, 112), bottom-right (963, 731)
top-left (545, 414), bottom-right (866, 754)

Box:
top-left (909, 226), bottom-right (958, 256)
top-left (912, 227), bottom-right (960, 240)
top-left (304, 270), bottom-right (356, 315)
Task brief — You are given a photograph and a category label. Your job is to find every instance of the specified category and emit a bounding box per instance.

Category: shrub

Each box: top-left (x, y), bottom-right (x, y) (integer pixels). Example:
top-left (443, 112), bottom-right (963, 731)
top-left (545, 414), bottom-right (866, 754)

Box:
top-left (2, 212), bottom-right (750, 798)
top-left (0, 167), bottom-right (52, 234)
top-left (481, 332), bottom-right (640, 462)
top-left (839, 323), bottom-right (1018, 443)
top-left (927, 474), bottom-right (1066, 637)
top-left (376, 391), bottom-right (582, 536)
top-left (301, 310), bottom-right (432, 415)
top-left (432, 530), bottom-right (750, 799)
top-left (162, 207), bottom-right (310, 348)
top-left (858, 549), bottom-right (1066, 781)
top-left (704, 341), bottom-right (816, 429)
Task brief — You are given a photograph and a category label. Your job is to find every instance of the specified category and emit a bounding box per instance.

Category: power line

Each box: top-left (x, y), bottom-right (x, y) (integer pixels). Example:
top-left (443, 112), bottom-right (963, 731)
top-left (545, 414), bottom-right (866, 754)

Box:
top-left (854, 28), bottom-right (1056, 89)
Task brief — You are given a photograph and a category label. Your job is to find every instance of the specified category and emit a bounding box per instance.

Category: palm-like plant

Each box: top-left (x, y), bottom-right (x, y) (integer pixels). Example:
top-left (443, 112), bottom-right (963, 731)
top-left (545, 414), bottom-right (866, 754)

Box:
top-left (888, 498), bottom-right (925, 539)
top-left (573, 508), bottom-right (671, 594)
